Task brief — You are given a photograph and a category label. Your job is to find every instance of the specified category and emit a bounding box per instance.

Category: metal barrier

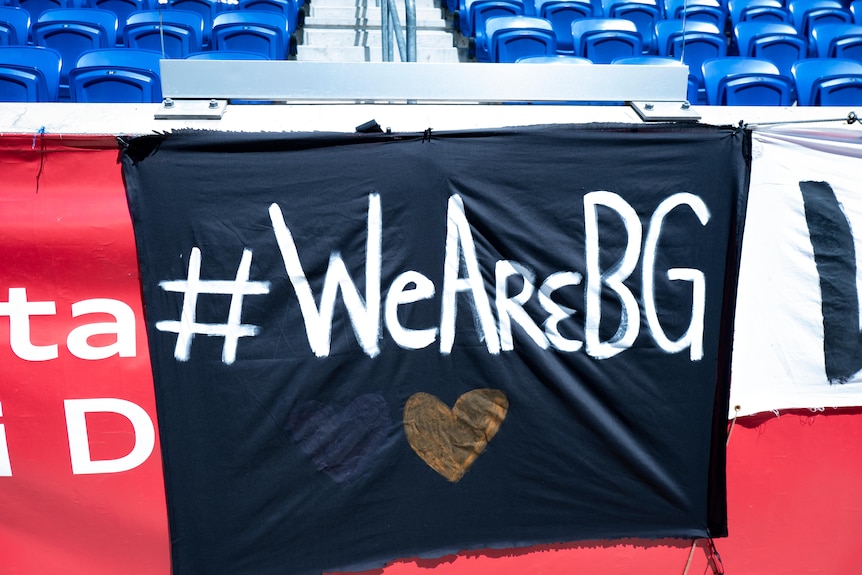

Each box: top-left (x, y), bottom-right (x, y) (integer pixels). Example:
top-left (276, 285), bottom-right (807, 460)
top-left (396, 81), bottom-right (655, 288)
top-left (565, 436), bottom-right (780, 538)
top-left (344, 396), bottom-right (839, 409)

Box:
top-left (157, 60), bottom-right (697, 120)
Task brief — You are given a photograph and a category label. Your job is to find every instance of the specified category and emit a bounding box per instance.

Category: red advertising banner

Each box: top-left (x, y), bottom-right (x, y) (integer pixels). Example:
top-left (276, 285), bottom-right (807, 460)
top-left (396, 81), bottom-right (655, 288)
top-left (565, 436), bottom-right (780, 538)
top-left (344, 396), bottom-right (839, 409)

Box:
top-left (1, 130), bottom-right (861, 575)
top-left (0, 135), bottom-right (170, 575)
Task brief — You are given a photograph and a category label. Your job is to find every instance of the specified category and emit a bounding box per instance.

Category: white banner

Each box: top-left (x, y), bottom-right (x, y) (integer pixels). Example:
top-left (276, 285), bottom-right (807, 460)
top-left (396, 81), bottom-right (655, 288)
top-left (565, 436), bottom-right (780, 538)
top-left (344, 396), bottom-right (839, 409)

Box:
top-left (732, 125), bottom-right (862, 417)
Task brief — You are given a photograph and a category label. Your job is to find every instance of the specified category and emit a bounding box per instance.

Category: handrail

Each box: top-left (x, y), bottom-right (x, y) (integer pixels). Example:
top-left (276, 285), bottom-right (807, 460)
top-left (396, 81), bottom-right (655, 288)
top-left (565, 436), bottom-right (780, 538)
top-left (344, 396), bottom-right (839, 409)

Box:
top-left (381, 0), bottom-right (416, 61)
top-left (382, 0), bottom-right (391, 61)
top-left (405, 0), bottom-right (416, 61)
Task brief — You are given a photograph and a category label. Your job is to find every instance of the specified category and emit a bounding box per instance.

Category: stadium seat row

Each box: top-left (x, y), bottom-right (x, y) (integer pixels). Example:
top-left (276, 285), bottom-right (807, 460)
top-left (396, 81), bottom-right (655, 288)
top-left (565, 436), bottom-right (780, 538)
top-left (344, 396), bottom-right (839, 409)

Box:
top-left (456, 0), bottom-right (862, 35)
top-left (0, 44), bottom-right (269, 102)
top-left (472, 11), bottom-right (861, 104)
top-left (477, 14), bottom-right (859, 72)
top-left (462, 0), bottom-right (862, 59)
top-left (0, 0), bottom-right (302, 47)
top-left (2, 43), bottom-right (860, 105)
top-left (2, 0), bottom-right (304, 19)
top-left (518, 53), bottom-right (862, 105)
top-left (0, 5), bottom-right (298, 96)
top-left (0, 45), bottom-right (160, 101)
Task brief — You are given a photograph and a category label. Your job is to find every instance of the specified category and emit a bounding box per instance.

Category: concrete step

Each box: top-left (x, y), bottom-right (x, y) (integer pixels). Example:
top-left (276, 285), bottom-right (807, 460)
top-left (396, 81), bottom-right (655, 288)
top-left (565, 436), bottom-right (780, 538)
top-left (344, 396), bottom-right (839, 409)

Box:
top-left (300, 28), bottom-right (456, 47)
top-left (308, 0), bottom-right (442, 9)
top-left (305, 2), bottom-right (443, 20)
top-left (296, 44), bottom-right (461, 61)
top-left (303, 14), bottom-right (450, 29)
top-left (295, 0), bottom-right (462, 63)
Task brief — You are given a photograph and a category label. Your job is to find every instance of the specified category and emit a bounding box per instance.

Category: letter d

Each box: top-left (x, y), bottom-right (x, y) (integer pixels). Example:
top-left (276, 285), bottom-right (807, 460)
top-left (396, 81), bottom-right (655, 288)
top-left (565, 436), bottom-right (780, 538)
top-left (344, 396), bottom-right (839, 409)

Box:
top-left (65, 398), bottom-right (155, 475)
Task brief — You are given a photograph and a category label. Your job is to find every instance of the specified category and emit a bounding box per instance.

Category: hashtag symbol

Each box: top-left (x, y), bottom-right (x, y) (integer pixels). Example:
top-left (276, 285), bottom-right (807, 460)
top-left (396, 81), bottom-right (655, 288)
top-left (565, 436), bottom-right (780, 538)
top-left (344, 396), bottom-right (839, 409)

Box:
top-left (156, 247), bottom-right (270, 365)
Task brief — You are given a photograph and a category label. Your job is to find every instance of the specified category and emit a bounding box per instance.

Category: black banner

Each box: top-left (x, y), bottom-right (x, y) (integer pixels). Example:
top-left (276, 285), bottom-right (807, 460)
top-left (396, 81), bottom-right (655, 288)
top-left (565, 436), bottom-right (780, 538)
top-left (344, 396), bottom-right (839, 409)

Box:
top-left (122, 124), bottom-right (748, 575)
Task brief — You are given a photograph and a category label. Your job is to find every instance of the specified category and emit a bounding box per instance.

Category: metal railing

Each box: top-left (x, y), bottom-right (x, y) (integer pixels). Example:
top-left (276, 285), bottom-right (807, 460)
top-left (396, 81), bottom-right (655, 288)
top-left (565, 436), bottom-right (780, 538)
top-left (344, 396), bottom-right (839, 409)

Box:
top-left (380, 0), bottom-right (416, 61)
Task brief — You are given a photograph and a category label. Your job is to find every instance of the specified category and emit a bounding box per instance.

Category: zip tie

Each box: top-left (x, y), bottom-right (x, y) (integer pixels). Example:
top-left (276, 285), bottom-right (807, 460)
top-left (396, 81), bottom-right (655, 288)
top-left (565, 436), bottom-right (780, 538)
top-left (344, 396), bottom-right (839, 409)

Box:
top-left (34, 126), bottom-right (46, 194)
top-left (31, 125), bottom-right (45, 150)
top-left (706, 534), bottom-right (725, 574)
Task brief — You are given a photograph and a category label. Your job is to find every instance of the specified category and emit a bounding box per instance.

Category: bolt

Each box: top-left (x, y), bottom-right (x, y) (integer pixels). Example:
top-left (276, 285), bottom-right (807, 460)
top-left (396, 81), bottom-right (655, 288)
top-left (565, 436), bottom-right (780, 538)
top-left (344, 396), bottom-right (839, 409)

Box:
top-left (163, 98), bottom-right (174, 109)
top-left (209, 99), bottom-right (219, 109)
top-left (644, 102), bottom-right (654, 110)
top-left (681, 101), bottom-right (690, 110)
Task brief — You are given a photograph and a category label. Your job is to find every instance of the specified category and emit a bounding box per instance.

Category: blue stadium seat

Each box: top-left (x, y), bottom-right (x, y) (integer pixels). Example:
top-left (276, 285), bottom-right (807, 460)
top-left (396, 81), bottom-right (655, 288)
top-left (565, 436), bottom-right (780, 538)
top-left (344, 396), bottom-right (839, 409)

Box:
top-left (655, 19), bottom-right (727, 101)
top-left (468, 0), bottom-right (525, 61)
top-left (702, 56), bottom-right (793, 104)
top-left (852, 0), bottom-right (862, 24)
top-left (68, 47), bottom-right (161, 101)
top-left (734, 22), bottom-right (806, 77)
top-left (612, 54), bottom-right (677, 61)
top-left (167, 0), bottom-right (225, 47)
top-left (571, 17), bottom-right (642, 62)
top-left (124, 8), bottom-right (204, 57)
top-left (238, 0), bottom-right (300, 33)
top-left (729, 0), bottom-right (791, 26)
top-left (212, 10), bottom-right (291, 59)
top-left (186, 49), bottom-right (265, 58)
top-left (32, 7), bottom-right (118, 44)
top-left (0, 6), bottom-right (29, 44)
top-left (655, 19), bottom-right (726, 55)
top-left (18, 0), bottom-right (64, 18)
top-left (460, 0), bottom-right (523, 37)
top-left (92, 0), bottom-right (149, 31)
top-left (517, 53), bottom-right (592, 61)
top-left (788, 0), bottom-right (851, 44)
top-left (0, 44), bottom-right (60, 100)
top-left (602, 0), bottom-right (660, 53)
top-left (613, 54), bottom-right (699, 101)
top-left (534, 0), bottom-right (593, 54)
top-left (664, 0), bottom-right (727, 29)
top-left (486, 15), bottom-right (556, 61)
top-left (31, 8), bottom-right (118, 97)
top-left (792, 57), bottom-right (862, 104)
top-left (811, 22), bottom-right (862, 59)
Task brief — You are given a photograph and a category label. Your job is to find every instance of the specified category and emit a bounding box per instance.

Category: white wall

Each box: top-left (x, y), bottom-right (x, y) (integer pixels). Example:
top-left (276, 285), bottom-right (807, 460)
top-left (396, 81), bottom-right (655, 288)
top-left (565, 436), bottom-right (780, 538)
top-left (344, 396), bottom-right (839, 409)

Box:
top-left (0, 102), bottom-right (857, 135)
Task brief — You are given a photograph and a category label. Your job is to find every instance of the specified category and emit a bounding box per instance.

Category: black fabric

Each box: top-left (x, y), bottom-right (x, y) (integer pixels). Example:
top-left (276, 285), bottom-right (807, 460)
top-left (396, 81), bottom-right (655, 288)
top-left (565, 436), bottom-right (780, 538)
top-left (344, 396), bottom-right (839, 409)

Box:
top-left (122, 124), bottom-right (748, 575)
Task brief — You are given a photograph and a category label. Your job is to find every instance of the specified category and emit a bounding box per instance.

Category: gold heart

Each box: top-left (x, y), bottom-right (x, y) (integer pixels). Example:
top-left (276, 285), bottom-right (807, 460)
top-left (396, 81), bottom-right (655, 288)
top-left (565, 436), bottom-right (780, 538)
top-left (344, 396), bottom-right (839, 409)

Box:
top-left (403, 389), bottom-right (508, 483)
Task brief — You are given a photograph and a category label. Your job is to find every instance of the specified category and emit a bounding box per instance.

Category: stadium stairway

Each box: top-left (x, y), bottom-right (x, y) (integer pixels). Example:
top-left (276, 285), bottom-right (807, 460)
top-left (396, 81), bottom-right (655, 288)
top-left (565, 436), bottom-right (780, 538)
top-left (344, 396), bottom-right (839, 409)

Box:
top-left (296, 0), bottom-right (467, 61)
